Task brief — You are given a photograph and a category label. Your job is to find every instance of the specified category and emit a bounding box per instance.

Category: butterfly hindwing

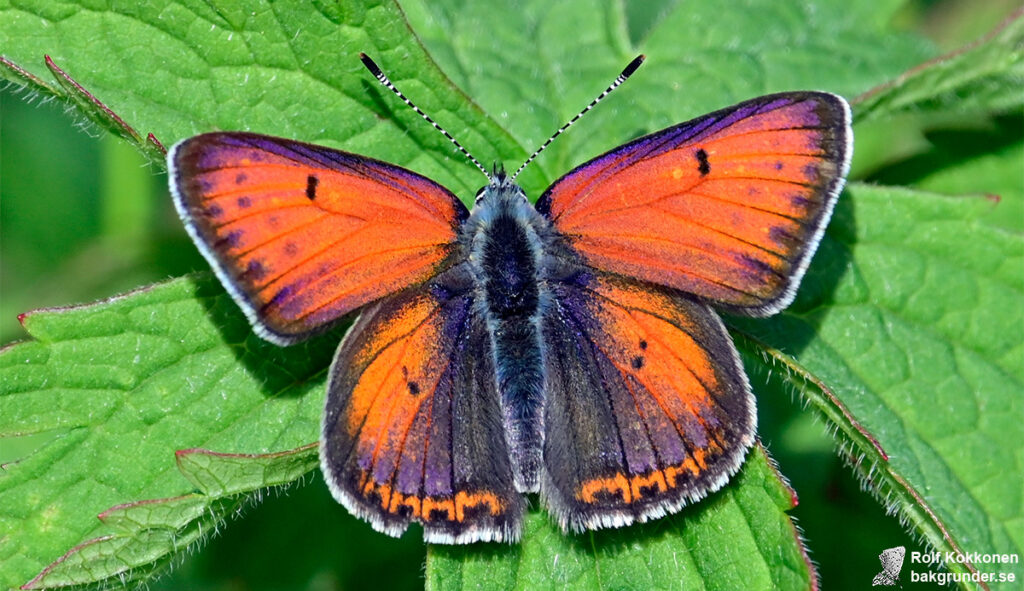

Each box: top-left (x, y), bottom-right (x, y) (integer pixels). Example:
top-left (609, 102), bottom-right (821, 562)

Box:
top-left (541, 271), bottom-right (754, 531)
top-left (169, 132), bottom-right (469, 344)
top-left (537, 92), bottom-right (851, 316)
top-left (319, 264), bottom-right (523, 543)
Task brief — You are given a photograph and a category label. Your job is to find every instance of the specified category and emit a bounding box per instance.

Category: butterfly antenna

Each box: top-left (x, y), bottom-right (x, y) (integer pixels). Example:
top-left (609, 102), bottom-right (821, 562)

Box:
top-left (510, 55), bottom-right (646, 181)
top-left (360, 53), bottom-right (491, 181)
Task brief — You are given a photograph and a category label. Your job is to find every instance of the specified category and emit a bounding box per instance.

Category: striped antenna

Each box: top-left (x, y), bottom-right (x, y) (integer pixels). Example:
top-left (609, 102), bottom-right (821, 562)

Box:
top-left (360, 53), bottom-right (491, 181)
top-left (511, 55), bottom-right (646, 181)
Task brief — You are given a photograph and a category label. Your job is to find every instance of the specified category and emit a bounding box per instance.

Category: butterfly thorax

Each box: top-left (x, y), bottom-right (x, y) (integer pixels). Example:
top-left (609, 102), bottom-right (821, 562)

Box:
top-left (462, 175), bottom-right (551, 493)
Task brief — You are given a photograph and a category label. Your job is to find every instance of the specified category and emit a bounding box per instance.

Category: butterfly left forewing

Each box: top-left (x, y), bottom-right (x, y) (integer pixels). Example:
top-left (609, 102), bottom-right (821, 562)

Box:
top-left (537, 92), bottom-right (851, 316)
top-left (540, 271), bottom-right (754, 532)
top-left (169, 132), bottom-right (468, 345)
top-left (320, 264), bottom-right (523, 543)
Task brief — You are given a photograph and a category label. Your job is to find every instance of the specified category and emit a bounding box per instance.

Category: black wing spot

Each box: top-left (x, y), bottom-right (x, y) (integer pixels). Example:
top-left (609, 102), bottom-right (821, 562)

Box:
top-left (243, 259), bottom-right (267, 280)
top-left (236, 196), bottom-right (252, 209)
top-left (235, 172), bottom-right (248, 184)
top-left (695, 148), bottom-right (711, 176)
top-left (400, 366), bottom-right (421, 395)
top-left (218, 229), bottom-right (243, 248)
top-left (638, 482), bottom-right (663, 498)
top-left (306, 174), bottom-right (320, 200)
top-left (284, 241), bottom-right (299, 256)
top-left (632, 356), bottom-right (644, 370)
top-left (802, 163), bottom-right (821, 183)
top-left (428, 507), bottom-right (451, 521)
top-left (639, 339), bottom-right (648, 350)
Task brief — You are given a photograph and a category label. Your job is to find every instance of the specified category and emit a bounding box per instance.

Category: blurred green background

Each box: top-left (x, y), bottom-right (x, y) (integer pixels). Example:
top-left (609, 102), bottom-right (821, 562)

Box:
top-left (1, 1), bottom-right (1020, 589)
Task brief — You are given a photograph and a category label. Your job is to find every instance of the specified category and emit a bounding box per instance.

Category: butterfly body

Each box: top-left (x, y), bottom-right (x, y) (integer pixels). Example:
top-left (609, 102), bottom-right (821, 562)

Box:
top-left (464, 176), bottom-right (551, 493)
top-left (169, 85), bottom-right (852, 543)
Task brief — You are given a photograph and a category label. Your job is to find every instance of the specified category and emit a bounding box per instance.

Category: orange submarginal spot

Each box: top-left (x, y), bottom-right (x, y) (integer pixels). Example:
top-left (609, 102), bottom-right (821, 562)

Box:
top-left (420, 496), bottom-right (455, 521)
top-left (390, 490), bottom-right (422, 517)
top-left (577, 446), bottom-right (728, 504)
top-left (454, 490), bottom-right (504, 520)
top-left (690, 445), bottom-right (709, 471)
top-left (376, 482), bottom-right (393, 508)
top-left (627, 469), bottom-right (668, 500)
top-left (579, 472), bottom-right (632, 504)
top-left (355, 471), bottom-right (505, 522)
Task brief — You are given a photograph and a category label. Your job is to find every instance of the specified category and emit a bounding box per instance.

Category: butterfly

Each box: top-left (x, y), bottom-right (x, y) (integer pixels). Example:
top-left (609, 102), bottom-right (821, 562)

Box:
top-left (168, 54), bottom-right (852, 544)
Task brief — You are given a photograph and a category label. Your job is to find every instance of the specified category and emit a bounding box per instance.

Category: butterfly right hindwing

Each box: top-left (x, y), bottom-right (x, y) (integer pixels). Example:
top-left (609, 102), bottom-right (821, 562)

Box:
top-left (539, 270), bottom-right (755, 532)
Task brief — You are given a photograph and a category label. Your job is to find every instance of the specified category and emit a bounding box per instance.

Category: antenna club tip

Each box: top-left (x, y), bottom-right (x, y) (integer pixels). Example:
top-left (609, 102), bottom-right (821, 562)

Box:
top-left (622, 55), bottom-right (646, 77)
top-left (359, 53), bottom-right (383, 76)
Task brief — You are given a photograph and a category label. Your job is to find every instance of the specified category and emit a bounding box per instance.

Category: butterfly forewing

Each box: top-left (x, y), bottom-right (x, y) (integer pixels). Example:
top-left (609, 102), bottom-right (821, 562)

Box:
top-left (537, 92), bottom-right (851, 316)
top-left (169, 132), bottom-right (468, 344)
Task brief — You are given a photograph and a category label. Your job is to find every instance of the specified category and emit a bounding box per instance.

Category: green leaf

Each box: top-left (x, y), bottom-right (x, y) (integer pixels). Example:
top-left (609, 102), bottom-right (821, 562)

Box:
top-left (0, 0), bottom-right (525, 201)
top-left (400, 0), bottom-right (934, 194)
top-left (855, 10), bottom-right (1024, 121)
top-left (732, 182), bottom-right (1024, 584)
top-left (427, 446), bottom-right (813, 591)
top-left (20, 446), bottom-right (319, 589)
top-left (0, 276), bottom-right (335, 588)
top-left (867, 116), bottom-right (1024, 234)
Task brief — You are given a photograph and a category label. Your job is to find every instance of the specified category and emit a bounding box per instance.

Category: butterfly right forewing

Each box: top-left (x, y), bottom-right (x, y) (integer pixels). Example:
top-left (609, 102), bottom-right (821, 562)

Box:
top-left (537, 92), bottom-right (851, 316)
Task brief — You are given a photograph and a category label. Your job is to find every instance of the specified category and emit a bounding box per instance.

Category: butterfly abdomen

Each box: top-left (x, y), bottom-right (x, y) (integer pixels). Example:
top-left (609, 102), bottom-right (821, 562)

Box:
top-left (467, 182), bottom-right (549, 493)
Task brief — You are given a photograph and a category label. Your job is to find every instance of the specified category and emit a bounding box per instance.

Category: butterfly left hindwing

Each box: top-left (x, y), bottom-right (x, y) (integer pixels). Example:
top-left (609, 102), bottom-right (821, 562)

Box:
top-left (320, 263), bottom-right (523, 543)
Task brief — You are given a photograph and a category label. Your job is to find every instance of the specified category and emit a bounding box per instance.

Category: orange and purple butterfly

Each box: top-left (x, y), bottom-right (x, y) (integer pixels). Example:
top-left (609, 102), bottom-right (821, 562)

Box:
top-left (167, 54), bottom-right (851, 543)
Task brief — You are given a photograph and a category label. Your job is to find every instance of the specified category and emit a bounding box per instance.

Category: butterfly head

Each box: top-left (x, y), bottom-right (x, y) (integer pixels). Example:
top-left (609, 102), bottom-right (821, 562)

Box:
top-left (474, 165), bottom-right (527, 207)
